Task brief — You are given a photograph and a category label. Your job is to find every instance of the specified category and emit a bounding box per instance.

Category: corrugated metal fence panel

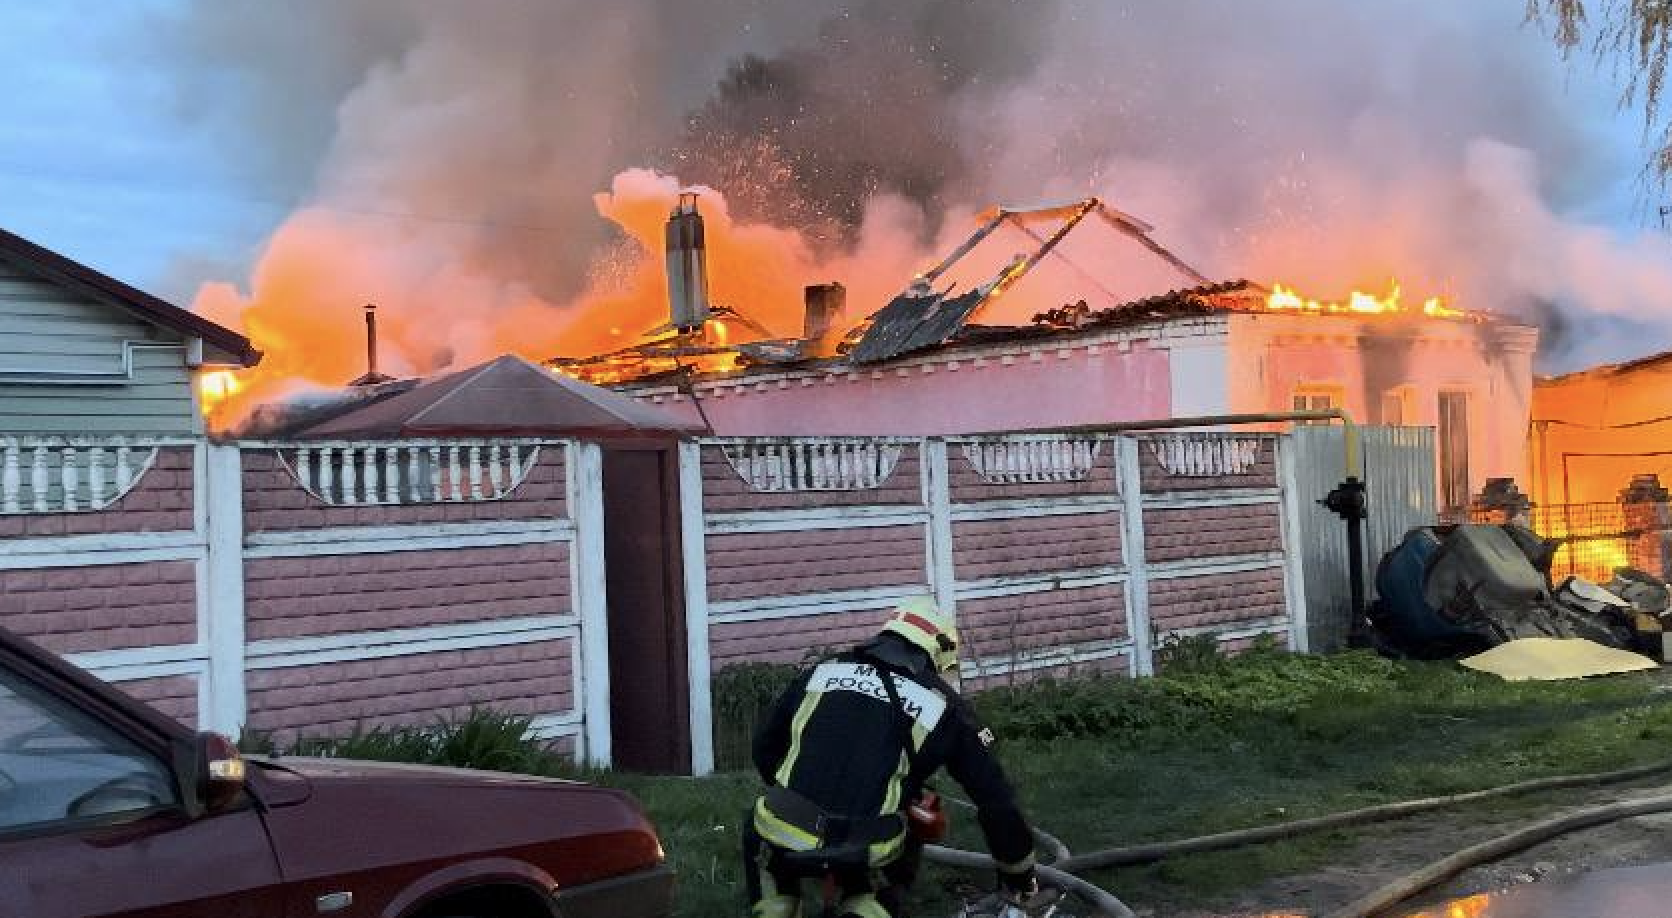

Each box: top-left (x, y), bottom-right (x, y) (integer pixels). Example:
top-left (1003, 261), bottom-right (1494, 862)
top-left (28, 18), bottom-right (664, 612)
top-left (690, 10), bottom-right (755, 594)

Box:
top-left (1293, 425), bottom-right (1437, 650)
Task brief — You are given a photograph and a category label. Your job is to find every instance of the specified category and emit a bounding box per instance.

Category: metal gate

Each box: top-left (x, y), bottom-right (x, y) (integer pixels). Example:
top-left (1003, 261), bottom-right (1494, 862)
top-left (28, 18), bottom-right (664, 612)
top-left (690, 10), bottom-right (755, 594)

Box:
top-left (1292, 425), bottom-right (1437, 649)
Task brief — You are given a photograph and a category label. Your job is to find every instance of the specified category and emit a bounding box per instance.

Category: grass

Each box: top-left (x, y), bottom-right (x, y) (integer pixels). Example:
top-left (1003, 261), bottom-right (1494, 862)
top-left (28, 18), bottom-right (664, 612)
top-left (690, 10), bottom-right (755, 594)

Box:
top-left (256, 651), bottom-right (1672, 916)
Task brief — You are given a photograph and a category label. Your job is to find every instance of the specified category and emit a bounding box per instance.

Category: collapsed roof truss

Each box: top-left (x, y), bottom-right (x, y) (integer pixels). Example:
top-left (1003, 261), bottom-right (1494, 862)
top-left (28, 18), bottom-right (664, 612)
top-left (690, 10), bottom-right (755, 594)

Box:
top-left (848, 197), bottom-right (1207, 364)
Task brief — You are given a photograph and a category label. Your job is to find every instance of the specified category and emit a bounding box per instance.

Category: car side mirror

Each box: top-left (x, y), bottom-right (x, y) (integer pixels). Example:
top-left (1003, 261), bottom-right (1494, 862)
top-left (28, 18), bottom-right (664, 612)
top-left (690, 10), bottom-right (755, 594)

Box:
top-left (196, 731), bottom-right (246, 814)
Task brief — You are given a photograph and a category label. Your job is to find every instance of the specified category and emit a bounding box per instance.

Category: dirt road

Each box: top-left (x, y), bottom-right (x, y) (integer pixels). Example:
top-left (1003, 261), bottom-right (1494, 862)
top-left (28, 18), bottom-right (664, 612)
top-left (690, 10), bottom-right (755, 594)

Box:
top-left (1147, 781), bottom-right (1672, 917)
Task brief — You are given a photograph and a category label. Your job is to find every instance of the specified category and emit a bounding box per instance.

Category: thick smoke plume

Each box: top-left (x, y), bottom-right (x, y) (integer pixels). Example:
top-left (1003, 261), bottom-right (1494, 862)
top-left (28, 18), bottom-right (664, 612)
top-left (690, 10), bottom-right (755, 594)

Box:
top-left (159, 0), bottom-right (1672, 417)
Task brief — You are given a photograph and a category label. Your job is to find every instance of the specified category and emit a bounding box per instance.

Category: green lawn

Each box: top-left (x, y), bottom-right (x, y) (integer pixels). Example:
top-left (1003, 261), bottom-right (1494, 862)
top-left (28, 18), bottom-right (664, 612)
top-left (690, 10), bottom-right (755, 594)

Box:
top-left (265, 647), bottom-right (1672, 916)
top-left (605, 647), bottom-right (1672, 916)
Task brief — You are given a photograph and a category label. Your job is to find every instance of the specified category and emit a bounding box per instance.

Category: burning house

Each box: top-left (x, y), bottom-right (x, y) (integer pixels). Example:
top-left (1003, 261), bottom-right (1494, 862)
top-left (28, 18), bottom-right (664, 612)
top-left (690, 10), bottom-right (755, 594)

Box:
top-left (563, 197), bottom-right (1539, 516)
top-left (1530, 349), bottom-right (1672, 506)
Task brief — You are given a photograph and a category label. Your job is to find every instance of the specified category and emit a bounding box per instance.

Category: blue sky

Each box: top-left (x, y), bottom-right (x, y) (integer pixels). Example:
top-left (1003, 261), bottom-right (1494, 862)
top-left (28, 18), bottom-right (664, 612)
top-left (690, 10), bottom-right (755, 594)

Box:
top-left (0, 1), bottom-right (287, 302)
top-left (0, 1), bottom-right (1662, 312)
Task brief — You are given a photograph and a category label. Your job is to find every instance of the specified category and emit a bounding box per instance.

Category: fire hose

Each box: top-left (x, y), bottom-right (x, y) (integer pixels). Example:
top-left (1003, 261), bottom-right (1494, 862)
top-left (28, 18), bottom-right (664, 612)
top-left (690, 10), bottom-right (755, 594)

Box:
top-left (1056, 755), bottom-right (1672, 871)
top-left (924, 755), bottom-right (1672, 918)
top-left (1327, 792), bottom-right (1672, 918)
top-left (927, 798), bottom-right (1136, 918)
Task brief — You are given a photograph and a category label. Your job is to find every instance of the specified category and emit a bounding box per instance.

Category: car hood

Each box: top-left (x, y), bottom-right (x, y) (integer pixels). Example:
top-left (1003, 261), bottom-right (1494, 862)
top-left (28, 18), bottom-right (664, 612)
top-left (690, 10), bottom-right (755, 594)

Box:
top-left (249, 755), bottom-right (593, 788)
top-left (244, 756), bottom-right (667, 894)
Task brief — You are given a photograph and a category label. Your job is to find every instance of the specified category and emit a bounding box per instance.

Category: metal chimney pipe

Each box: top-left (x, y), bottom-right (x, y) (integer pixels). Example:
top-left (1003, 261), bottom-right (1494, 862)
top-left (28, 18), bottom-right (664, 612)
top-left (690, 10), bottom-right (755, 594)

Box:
top-left (666, 192), bottom-right (711, 333)
top-left (803, 282), bottom-right (846, 340)
top-left (364, 303), bottom-right (379, 378)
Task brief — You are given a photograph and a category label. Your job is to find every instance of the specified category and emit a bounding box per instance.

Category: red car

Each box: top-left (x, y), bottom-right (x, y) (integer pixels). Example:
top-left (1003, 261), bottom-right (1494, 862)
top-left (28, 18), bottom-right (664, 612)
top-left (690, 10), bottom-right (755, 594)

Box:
top-left (0, 626), bottom-right (673, 918)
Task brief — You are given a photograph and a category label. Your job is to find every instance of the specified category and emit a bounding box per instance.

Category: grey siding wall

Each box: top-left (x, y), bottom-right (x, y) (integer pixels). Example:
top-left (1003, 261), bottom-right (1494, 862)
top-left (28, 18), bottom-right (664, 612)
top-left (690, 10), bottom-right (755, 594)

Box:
top-left (0, 259), bottom-right (200, 434)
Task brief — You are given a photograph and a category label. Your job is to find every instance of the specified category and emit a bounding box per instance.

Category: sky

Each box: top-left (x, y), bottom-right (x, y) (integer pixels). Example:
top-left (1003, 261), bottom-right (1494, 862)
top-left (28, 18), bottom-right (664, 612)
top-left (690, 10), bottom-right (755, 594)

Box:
top-left (0, 1), bottom-right (1667, 365)
top-left (0, 1), bottom-right (289, 302)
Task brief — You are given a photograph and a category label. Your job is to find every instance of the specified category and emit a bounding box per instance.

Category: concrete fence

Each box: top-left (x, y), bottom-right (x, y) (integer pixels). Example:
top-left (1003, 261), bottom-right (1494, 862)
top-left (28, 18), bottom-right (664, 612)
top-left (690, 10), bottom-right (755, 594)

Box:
top-left (3, 427), bottom-right (1333, 776)
top-left (679, 430), bottom-right (1312, 775)
top-left (0, 435), bottom-right (608, 763)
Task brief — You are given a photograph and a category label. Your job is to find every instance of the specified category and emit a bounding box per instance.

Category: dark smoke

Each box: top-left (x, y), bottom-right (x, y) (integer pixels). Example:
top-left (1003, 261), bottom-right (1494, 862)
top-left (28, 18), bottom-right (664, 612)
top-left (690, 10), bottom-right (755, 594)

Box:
top-left (667, 0), bottom-right (1057, 245)
top-left (154, 0), bottom-right (1672, 377)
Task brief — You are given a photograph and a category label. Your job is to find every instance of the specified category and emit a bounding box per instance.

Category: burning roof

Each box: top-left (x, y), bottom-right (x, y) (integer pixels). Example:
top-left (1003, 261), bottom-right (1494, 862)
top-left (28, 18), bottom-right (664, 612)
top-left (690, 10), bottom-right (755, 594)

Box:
top-left (848, 197), bottom-right (1208, 364)
top-left (550, 191), bottom-right (1498, 391)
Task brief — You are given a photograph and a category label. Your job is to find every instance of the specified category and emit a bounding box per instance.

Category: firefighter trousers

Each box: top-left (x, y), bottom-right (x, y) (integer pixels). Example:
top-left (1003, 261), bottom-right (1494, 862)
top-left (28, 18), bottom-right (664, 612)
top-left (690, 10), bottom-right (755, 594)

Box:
top-left (743, 818), bottom-right (923, 917)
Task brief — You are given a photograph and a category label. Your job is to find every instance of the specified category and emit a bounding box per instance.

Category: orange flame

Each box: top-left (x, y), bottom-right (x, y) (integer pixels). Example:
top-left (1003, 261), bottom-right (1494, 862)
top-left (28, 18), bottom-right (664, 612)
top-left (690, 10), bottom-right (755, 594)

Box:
top-left (1538, 522), bottom-right (1635, 582)
top-left (1400, 892), bottom-right (1493, 918)
top-left (190, 169), bottom-right (933, 428)
top-left (1266, 281), bottom-right (1470, 319)
top-left (197, 370), bottom-right (242, 424)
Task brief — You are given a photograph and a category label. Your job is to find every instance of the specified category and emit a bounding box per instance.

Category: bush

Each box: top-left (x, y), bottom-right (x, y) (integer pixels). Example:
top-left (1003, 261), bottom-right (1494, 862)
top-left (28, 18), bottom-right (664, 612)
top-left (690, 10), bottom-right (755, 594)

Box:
top-left (974, 645), bottom-right (1404, 743)
top-left (1154, 632), bottom-right (1227, 674)
top-left (251, 707), bottom-right (585, 777)
top-left (711, 662), bottom-right (805, 771)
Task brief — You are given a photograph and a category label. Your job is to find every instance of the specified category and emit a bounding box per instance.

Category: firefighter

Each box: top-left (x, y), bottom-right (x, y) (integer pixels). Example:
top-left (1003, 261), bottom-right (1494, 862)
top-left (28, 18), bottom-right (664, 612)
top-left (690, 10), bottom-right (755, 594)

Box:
top-left (745, 596), bottom-right (1044, 917)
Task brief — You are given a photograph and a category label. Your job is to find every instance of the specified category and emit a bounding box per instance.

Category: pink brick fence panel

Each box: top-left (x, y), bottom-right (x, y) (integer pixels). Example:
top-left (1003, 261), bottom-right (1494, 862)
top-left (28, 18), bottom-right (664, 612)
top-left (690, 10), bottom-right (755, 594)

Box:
top-left (1, 436), bottom-right (606, 764)
top-left (246, 639), bottom-right (576, 745)
top-left (238, 438), bottom-right (596, 757)
top-left (0, 437), bottom-right (209, 732)
top-left (690, 431), bottom-right (1304, 758)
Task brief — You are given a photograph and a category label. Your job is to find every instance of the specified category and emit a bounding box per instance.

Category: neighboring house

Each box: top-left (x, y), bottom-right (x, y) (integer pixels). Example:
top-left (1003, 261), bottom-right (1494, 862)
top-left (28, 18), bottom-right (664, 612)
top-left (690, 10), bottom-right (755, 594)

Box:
top-left (0, 227), bottom-right (260, 434)
top-left (619, 281), bottom-right (1539, 516)
top-left (1530, 349), bottom-right (1672, 506)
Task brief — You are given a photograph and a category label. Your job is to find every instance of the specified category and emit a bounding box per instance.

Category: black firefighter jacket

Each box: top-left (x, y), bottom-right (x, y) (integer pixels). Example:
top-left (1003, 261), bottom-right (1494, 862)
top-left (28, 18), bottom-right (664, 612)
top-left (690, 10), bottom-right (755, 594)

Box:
top-left (751, 634), bottom-right (1036, 874)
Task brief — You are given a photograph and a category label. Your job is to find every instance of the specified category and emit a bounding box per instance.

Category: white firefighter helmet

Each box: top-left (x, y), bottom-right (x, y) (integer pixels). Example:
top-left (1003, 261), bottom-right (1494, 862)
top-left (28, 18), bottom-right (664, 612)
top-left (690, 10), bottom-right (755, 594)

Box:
top-left (881, 596), bottom-right (960, 673)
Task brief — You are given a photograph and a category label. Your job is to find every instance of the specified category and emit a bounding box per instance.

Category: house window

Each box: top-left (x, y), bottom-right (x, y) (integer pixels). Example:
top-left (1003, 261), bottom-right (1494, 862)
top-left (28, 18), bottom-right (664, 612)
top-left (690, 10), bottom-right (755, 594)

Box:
top-left (1291, 387), bottom-right (1340, 425)
top-left (1381, 389), bottom-right (1408, 426)
top-left (1438, 391), bottom-right (1471, 514)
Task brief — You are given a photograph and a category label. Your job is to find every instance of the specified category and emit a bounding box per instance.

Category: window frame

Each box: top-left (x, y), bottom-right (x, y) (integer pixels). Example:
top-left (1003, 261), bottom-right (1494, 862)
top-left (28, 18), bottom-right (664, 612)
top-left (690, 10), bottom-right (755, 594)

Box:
top-left (1437, 388), bottom-right (1472, 515)
top-left (1380, 386), bottom-right (1413, 427)
top-left (1291, 384), bottom-right (1343, 425)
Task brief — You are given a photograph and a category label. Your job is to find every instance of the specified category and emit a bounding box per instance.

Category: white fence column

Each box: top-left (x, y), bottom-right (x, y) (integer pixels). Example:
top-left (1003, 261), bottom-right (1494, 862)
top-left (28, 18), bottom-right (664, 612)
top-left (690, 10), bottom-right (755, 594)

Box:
top-left (1276, 436), bottom-right (1311, 653)
top-left (920, 439), bottom-right (957, 619)
top-left (202, 442), bottom-right (247, 736)
top-left (678, 440), bottom-right (714, 776)
top-left (568, 441), bottom-right (612, 767)
top-left (1116, 437), bottom-right (1154, 676)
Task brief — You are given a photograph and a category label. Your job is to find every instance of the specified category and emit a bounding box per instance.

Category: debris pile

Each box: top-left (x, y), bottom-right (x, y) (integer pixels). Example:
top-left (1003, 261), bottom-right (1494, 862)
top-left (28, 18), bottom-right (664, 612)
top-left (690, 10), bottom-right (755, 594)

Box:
top-left (1365, 523), bottom-right (1668, 668)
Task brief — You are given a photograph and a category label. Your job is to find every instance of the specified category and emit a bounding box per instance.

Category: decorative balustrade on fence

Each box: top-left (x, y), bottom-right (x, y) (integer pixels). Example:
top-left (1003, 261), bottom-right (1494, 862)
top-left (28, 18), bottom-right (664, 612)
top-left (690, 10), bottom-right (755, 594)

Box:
top-left (681, 430), bottom-right (1312, 774)
top-left (0, 435), bottom-right (610, 766)
top-left (0, 436), bottom-right (178, 514)
top-left (0, 426), bottom-right (1359, 777)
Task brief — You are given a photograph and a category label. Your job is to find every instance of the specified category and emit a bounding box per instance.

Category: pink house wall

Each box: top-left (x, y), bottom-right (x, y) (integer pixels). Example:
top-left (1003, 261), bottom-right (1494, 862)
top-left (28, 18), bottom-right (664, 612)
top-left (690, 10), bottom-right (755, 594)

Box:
top-left (644, 338), bottom-right (1174, 436)
top-left (0, 447), bottom-right (196, 540)
top-left (0, 445), bottom-right (204, 726)
top-left (1226, 314), bottom-right (1538, 495)
top-left (956, 584), bottom-right (1127, 658)
top-left (118, 675), bottom-right (200, 725)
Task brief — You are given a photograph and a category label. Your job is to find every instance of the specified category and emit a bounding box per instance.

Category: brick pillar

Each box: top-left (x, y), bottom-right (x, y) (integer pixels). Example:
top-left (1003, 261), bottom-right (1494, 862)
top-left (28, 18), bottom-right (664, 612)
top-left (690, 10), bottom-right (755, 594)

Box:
top-left (1619, 474), bottom-right (1672, 579)
top-left (1470, 477), bottom-right (1532, 526)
